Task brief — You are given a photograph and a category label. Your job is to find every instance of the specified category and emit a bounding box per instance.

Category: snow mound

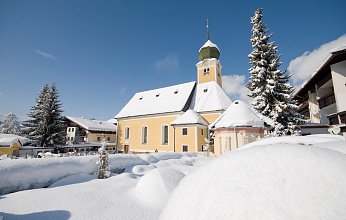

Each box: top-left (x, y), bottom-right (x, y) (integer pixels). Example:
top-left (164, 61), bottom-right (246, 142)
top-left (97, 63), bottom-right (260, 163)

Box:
top-left (138, 154), bottom-right (159, 163)
top-left (132, 165), bottom-right (156, 176)
top-left (135, 167), bottom-right (185, 208)
top-left (153, 152), bottom-right (183, 160)
top-left (49, 173), bottom-right (95, 188)
top-left (161, 143), bottom-right (346, 220)
top-left (315, 140), bottom-right (346, 154)
top-left (244, 134), bottom-right (345, 148)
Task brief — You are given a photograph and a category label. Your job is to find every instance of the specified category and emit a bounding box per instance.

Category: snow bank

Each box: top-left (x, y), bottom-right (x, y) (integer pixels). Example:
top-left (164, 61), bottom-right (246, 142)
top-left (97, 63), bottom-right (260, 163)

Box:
top-left (0, 152), bottom-right (199, 195)
top-left (161, 140), bottom-right (346, 219)
top-left (135, 167), bottom-right (185, 208)
top-left (244, 134), bottom-right (345, 148)
top-left (0, 154), bottom-right (148, 194)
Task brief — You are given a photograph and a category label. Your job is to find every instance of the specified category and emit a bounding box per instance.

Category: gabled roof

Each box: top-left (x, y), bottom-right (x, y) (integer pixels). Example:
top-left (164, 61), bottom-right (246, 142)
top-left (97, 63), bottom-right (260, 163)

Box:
top-left (171, 110), bottom-right (208, 126)
top-left (210, 100), bottom-right (265, 129)
top-left (0, 134), bottom-right (27, 146)
top-left (191, 81), bottom-right (232, 113)
top-left (295, 44), bottom-right (346, 97)
top-left (115, 82), bottom-right (196, 119)
top-left (0, 134), bottom-right (22, 146)
top-left (66, 116), bottom-right (117, 132)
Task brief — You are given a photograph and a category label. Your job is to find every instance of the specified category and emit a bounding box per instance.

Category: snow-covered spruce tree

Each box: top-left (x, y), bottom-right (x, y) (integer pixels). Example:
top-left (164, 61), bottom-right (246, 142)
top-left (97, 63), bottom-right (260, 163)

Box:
top-left (0, 112), bottom-right (21, 134)
top-left (246, 8), bottom-right (305, 136)
top-left (97, 138), bottom-right (111, 179)
top-left (23, 83), bottom-right (66, 147)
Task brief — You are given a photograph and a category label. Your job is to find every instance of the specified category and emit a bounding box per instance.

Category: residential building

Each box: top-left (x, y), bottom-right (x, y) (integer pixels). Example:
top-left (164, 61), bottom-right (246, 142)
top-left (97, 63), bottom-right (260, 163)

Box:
top-left (65, 116), bottom-right (117, 152)
top-left (294, 45), bottom-right (346, 136)
top-left (0, 134), bottom-right (23, 157)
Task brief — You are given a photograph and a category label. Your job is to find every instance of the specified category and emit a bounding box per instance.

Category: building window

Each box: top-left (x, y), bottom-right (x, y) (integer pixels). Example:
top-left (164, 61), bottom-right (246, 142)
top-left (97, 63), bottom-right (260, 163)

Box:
top-left (72, 128), bottom-right (75, 132)
top-left (97, 137), bottom-right (101, 141)
top-left (182, 128), bottom-right (187, 136)
top-left (201, 128), bottom-right (204, 136)
top-left (142, 126), bottom-right (148, 144)
top-left (68, 128), bottom-right (71, 132)
top-left (162, 125), bottom-right (168, 145)
top-left (71, 137), bottom-right (74, 141)
top-left (183, 145), bottom-right (188, 152)
top-left (107, 137), bottom-right (110, 141)
top-left (125, 127), bottom-right (130, 139)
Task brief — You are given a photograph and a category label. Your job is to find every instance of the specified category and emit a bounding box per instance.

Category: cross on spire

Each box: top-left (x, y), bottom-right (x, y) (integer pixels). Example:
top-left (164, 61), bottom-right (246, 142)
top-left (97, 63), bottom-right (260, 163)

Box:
top-left (206, 18), bottom-right (210, 41)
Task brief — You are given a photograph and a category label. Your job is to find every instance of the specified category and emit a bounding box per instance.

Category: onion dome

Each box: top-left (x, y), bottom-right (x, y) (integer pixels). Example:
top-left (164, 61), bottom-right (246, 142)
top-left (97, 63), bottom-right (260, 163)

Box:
top-left (198, 21), bottom-right (220, 61)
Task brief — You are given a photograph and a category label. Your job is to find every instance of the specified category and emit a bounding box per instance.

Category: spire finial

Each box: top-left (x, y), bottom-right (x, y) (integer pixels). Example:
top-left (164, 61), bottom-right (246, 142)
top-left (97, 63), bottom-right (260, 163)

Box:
top-left (206, 18), bottom-right (210, 41)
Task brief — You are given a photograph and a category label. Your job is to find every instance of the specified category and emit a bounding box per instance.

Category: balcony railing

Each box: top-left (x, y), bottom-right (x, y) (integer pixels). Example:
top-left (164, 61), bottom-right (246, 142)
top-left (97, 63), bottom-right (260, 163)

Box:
top-left (318, 92), bottom-right (335, 109)
top-left (328, 114), bottom-right (339, 125)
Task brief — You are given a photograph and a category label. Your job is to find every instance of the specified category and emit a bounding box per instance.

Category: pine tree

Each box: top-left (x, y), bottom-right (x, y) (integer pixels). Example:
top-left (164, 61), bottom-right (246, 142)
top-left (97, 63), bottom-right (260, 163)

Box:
top-left (246, 8), bottom-right (305, 136)
top-left (0, 112), bottom-right (21, 134)
top-left (23, 83), bottom-right (66, 147)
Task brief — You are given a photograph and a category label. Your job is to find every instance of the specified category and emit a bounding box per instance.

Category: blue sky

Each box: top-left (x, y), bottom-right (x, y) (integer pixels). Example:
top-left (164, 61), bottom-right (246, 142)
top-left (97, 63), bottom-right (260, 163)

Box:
top-left (1, 0), bottom-right (346, 121)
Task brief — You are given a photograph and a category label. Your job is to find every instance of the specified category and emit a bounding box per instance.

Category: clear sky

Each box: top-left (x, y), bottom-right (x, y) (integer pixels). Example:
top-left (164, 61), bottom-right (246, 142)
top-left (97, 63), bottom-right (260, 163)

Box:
top-left (1, 0), bottom-right (346, 121)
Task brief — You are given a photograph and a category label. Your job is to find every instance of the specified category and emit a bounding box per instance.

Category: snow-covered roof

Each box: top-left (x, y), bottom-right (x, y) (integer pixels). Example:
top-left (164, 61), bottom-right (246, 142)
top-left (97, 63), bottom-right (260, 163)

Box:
top-left (191, 81), bottom-right (232, 113)
top-left (0, 134), bottom-right (26, 146)
top-left (199, 40), bottom-right (220, 52)
top-left (107, 118), bottom-right (118, 125)
top-left (330, 44), bottom-right (346, 54)
top-left (115, 82), bottom-right (196, 118)
top-left (66, 116), bottom-right (117, 132)
top-left (171, 110), bottom-right (208, 126)
top-left (210, 100), bottom-right (265, 129)
top-left (295, 44), bottom-right (346, 96)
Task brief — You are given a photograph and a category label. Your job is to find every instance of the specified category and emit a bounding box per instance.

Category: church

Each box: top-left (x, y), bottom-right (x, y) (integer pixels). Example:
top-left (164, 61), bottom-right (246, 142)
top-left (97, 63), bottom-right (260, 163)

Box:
top-left (115, 29), bottom-right (232, 153)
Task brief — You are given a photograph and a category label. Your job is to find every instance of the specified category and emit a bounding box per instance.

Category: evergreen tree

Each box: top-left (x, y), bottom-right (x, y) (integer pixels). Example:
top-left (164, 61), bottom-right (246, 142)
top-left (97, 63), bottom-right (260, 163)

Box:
top-left (246, 8), bottom-right (305, 136)
top-left (97, 138), bottom-right (111, 179)
top-left (0, 112), bottom-right (21, 134)
top-left (23, 83), bottom-right (66, 147)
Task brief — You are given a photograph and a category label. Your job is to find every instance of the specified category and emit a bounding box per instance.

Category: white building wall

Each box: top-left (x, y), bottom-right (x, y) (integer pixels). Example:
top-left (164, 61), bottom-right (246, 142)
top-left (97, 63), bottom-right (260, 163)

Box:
top-left (308, 90), bottom-right (320, 123)
top-left (331, 60), bottom-right (346, 112)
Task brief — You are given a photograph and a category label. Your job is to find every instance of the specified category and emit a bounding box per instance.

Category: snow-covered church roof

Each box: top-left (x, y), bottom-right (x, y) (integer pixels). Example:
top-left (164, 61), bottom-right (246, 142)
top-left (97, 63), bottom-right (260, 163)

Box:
top-left (115, 81), bottom-right (232, 119)
top-left (115, 82), bottom-right (196, 118)
top-left (66, 116), bottom-right (117, 132)
top-left (171, 110), bottom-right (208, 126)
top-left (191, 81), bottom-right (232, 113)
top-left (210, 100), bottom-right (266, 129)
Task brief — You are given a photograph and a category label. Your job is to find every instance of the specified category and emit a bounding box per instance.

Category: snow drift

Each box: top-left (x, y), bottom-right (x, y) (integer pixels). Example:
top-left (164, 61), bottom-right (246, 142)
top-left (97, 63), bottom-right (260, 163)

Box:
top-left (161, 136), bottom-right (346, 220)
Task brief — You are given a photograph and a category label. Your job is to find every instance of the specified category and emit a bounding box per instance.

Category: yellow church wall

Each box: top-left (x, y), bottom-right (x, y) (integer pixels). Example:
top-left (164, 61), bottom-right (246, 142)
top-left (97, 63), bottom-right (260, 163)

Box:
top-left (117, 114), bottom-right (179, 153)
top-left (173, 126), bottom-right (208, 152)
top-left (200, 112), bottom-right (222, 124)
top-left (197, 59), bottom-right (222, 87)
top-left (174, 126), bottom-right (196, 152)
top-left (197, 127), bottom-right (208, 151)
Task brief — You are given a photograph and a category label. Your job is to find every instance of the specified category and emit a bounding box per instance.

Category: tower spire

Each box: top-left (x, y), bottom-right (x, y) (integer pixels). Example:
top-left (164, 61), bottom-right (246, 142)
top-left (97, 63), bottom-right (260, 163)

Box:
top-left (206, 18), bottom-right (210, 41)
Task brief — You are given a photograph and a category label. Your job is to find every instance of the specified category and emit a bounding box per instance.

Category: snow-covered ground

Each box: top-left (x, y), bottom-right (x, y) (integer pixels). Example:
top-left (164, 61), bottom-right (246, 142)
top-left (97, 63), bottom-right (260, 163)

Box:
top-left (0, 134), bottom-right (345, 220)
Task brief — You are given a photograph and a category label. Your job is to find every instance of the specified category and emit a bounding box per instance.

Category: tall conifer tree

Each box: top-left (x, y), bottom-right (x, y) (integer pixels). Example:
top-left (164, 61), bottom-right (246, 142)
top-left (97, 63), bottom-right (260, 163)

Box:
top-left (246, 8), bottom-right (304, 136)
top-left (0, 112), bottom-right (21, 134)
top-left (23, 83), bottom-right (66, 146)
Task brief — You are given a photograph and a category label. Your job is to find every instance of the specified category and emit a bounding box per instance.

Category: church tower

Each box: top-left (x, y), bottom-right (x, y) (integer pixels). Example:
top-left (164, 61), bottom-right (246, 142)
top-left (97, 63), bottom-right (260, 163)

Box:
top-left (196, 21), bottom-right (222, 87)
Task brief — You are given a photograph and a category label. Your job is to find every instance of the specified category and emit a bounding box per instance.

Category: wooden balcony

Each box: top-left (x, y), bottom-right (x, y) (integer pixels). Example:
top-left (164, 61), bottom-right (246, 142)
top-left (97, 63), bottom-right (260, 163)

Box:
top-left (318, 92), bottom-right (335, 109)
top-left (328, 115), bottom-right (339, 125)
